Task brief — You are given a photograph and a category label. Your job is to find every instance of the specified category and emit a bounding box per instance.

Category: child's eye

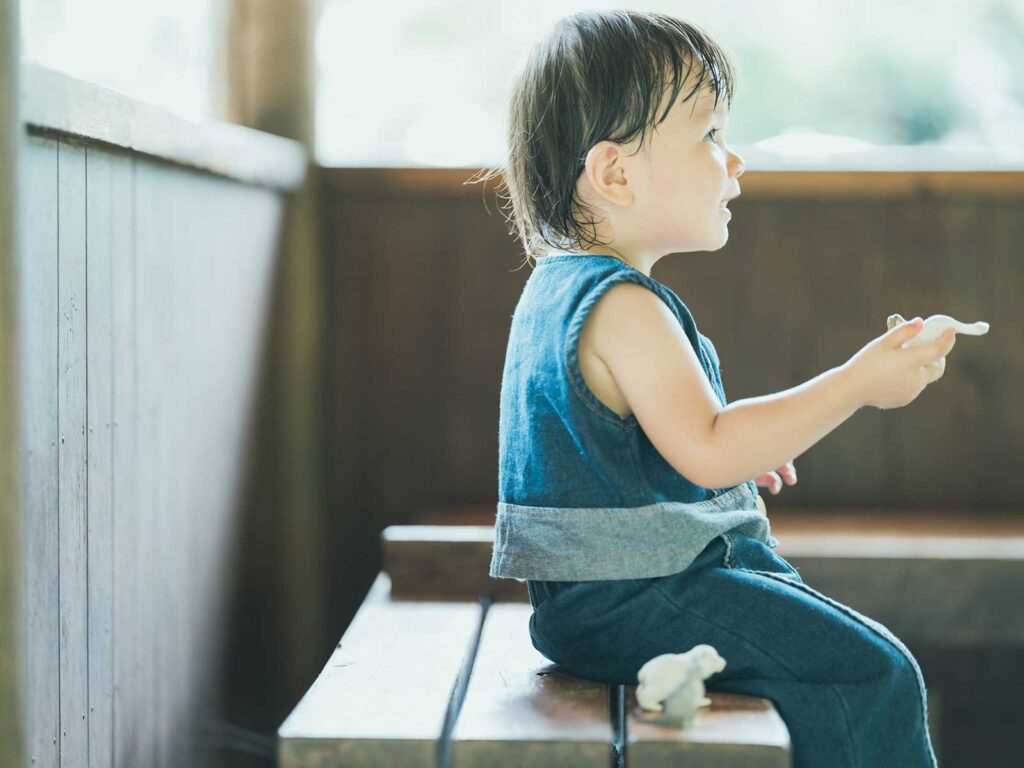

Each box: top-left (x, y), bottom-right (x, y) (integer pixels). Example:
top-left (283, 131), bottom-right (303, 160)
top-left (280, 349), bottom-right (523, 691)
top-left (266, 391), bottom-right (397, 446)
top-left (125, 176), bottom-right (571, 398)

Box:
top-left (705, 128), bottom-right (721, 143)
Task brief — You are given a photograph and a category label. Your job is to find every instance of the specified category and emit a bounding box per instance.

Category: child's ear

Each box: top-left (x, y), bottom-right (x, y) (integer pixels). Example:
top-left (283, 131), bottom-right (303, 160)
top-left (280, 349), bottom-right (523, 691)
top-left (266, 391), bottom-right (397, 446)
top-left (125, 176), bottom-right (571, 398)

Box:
top-left (582, 140), bottom-right (635, 207)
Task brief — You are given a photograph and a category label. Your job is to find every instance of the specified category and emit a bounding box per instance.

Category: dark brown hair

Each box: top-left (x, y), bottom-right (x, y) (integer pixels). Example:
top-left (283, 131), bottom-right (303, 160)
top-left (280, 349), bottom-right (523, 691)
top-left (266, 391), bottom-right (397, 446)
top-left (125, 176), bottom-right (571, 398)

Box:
top-left (468, 10), bottom-right (737, 264)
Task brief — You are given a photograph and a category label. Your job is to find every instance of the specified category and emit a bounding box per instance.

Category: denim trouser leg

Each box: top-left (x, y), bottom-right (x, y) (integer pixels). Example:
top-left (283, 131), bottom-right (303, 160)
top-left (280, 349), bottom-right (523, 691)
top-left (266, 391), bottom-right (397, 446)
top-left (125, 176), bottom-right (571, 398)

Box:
top-left (526, 533), bottom-right (939, 768)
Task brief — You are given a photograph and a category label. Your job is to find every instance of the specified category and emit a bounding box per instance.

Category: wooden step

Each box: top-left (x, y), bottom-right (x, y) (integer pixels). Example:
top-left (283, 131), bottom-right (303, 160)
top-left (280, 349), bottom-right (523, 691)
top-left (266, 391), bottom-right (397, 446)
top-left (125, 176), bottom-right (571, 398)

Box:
top-left (277, 572), bottom-right (481, 768)
top-left (383, 510), bottom-right (1024, 647)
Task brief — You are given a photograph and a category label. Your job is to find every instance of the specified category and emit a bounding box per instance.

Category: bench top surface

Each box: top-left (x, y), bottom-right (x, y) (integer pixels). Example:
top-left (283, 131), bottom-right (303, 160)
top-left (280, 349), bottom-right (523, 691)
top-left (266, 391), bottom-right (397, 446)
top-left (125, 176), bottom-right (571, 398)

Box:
top-left (278, 573), bottom-right (480, 743)
top-left (280, 574), bottom-right (793, 768)
top-left (626, 688), bottom-right (790, 748)
top-left (451, 603), bottom-right (611, 765)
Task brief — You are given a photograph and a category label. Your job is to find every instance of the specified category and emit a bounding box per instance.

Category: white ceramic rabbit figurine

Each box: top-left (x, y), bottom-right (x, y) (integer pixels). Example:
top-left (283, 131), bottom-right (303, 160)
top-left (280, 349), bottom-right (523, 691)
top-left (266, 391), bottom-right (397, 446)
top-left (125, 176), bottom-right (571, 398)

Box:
top-left (634, 644), bottom-right (726, 728)
top-left (886, 313), bottom-right (989, 348)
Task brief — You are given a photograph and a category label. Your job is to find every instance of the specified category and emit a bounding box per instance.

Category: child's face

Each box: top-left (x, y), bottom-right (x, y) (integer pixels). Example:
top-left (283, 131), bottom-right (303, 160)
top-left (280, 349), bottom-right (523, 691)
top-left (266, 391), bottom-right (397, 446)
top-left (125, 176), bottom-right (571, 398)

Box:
top-left (576, 80), bottom-right (745, 268)
top-left (636, 85), bottom-right (745, 254)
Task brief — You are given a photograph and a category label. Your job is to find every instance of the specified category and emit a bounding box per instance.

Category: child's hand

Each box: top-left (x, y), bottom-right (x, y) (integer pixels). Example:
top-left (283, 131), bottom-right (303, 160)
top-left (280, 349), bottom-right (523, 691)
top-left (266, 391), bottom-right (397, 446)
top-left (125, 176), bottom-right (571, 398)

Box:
top-left (754, 461), bottom-right (797, 495)
top-left (844, 317), bottom-right (955, 410)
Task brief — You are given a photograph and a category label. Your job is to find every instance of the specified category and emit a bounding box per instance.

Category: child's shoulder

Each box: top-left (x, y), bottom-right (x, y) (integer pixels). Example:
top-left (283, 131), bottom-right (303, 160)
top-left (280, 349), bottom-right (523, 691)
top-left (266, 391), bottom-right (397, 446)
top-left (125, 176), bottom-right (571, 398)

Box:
top-left (575, 280), bottom-right (678, 420)
top-left (576, 286), bottom-right (640, 419)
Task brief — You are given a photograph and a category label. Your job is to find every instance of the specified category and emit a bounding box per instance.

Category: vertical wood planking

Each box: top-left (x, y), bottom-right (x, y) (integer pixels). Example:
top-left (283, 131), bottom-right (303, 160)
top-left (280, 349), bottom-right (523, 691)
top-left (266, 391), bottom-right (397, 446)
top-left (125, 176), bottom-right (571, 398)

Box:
top-left (19, 130), bottom-right (288, 768)
top-left (186, 172), bottom-right (215, 763)
top-left (174, 167), bottom-right (193, 767)
top-left (111, 151), bottom-right (141, 768)
top-left (984, 199), bottom-right (1024, 505)
top-left (57, 137), bottom-right (89, 768)
top-left (164, 166), bottom-right (189, 767)
top-left (134, 159), bottom-right (160, 767)
top-left (202, 176), bottom-right (287, 761)
top-left (323, 173), bottom-right (1024, 524)
top-left (1, 5), bottom-right (25, 762)
top-left (21, 132), bottom-right (60, 768)
top-left (810, 200), bottom-right (890, 501)
top-left (898, 199), bottom-right (989, 502)
top-left (937, 199), bottom-right (988, 502)
top-left (889, 198), bottom-right (961, 506)
top-left (86, 145), bottom-right (115, 768)
top-left (442, 194), bottom-right (512, 499)
top-left (323, 198), bottom-right (367, 612)
top-left (154, 161), bottom-right (172, 768)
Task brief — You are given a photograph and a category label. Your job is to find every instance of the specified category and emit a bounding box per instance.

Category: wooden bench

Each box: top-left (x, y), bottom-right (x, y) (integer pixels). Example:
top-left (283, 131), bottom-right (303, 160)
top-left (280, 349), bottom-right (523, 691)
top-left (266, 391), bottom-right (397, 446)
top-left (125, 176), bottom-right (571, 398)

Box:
top-left (391, 507), bottom-right (1024, 761)
top-left (278, 545), bottom-right (792, 766)
top-left (280, 507), bottom-right (1024, 766)
top-left (389, 507), bottom-right (1024, 648)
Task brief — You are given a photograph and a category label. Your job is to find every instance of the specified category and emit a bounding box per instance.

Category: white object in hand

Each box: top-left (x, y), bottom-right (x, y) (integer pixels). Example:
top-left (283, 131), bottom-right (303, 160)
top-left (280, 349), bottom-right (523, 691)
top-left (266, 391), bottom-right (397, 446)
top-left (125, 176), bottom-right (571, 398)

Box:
top-left (634, 644), bottom-right (726, 728)
top-left (886, 313), bottom-right (989, 349)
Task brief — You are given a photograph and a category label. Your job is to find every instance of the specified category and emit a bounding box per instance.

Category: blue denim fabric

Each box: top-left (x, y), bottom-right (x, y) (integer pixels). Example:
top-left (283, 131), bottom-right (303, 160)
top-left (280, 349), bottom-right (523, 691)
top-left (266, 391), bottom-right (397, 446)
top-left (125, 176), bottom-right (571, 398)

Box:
top-left (491, 253), bottom-right (778, 581)
top-left (527, 532), bottom-right (939, 768)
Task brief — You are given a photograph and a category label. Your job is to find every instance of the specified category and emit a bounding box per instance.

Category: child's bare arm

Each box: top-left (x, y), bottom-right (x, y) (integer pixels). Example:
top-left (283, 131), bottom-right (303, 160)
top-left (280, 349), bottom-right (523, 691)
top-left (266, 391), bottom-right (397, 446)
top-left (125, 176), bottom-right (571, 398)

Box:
top-left (703, 365), bottom-right (862, 488)
top-left (592, 286), bottom-right (955, 490)
top-left (588, 283), bottom-right (722, 488)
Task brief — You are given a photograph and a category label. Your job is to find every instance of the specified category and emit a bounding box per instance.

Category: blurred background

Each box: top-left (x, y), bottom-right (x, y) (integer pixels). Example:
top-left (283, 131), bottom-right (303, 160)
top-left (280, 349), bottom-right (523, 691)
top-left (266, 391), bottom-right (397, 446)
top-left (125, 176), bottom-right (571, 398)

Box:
top-left (20, 0), bottom-right (1024, 159)
top-left (2, 1), bottom-right (1022, 767)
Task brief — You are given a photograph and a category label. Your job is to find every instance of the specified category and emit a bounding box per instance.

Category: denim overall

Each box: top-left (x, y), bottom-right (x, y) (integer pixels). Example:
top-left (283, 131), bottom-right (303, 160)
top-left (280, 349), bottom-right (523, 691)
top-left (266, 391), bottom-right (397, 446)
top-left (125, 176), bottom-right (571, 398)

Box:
top-left (492, 253), bottom-right (939, 767)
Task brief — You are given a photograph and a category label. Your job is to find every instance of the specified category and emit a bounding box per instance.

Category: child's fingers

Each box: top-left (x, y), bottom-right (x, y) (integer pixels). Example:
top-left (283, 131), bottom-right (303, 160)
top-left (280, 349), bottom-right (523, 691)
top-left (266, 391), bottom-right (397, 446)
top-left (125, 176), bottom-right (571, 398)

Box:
top-left (914, 327), bottom-right (956, 363)
top-left (925, 356), bottom-right (946, 380)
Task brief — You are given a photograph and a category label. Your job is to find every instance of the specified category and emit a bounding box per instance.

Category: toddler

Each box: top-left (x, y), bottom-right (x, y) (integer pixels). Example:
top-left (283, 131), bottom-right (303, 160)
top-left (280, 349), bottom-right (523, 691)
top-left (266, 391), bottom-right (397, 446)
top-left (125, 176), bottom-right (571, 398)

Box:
top-left (486, 10), bottom-right (954, 768)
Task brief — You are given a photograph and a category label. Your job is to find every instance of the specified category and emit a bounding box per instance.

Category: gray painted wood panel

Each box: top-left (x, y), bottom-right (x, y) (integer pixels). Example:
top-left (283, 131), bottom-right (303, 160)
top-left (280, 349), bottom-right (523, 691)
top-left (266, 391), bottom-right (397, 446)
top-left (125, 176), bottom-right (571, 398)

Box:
top-left (57, 138), bottom-right (89, 768)
top-left (22, 131), bottom-right (60, 768)
top-left (1, 3), bottom-right (25, 762)
top-left (86, 146), bottom-right (115, 768)
top-left (134, 157), bottom-right (165, 768)
top-left (110, 149), bottom-right (144, 768)
top-left (19, 129), bottom-right (286, 767)
top-left (164, 166), bottom-right (191, 768)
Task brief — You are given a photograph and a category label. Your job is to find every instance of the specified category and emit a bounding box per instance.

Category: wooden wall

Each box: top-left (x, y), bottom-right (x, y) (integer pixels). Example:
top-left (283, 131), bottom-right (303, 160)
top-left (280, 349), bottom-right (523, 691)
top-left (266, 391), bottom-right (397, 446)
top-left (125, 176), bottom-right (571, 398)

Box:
top-left (307, 167), bottom-right (1024, 768)
top-left (0, 0), bottom-right (24, 764)
top-left (18, 130), bottom-right (283, 767)
top-left (321, 168), bottom-right (1023, 559)
top-left (313, 167), bottom-right (1023, 768)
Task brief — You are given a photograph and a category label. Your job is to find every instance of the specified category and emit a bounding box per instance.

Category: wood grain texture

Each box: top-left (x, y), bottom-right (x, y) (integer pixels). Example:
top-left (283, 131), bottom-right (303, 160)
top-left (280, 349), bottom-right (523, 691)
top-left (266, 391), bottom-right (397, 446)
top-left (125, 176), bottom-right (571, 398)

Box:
top-left (450, 603), bottom-right (611, 767)
top-left (110, 149), bottom-right (144, 768)
top-left (381, 518), bottom-right (1024, 647)
top-left (277, 572), bottom-right (483, 768)
top-left (625, 689), bottom-right (790, 768)
top-left (320, 169), bottom-right (1024, 672)
top-left (57, 137), bottom-right (89, 768)
top-left (21, 132), bottom-right (60, 768)
top-left (0, 4), bottom-right (25, 763)
top-left (133, 157), bottom-right (162, 768)
top-left (19, 129), bottom-right (284, 768)
top-left (85, 145), bottom-right (115, 768)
